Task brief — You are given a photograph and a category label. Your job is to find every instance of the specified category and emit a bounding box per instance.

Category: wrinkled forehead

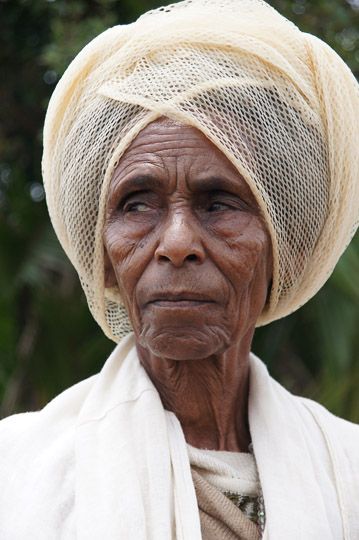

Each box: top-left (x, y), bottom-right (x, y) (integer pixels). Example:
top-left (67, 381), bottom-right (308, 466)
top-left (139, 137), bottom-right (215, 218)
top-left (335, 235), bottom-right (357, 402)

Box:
top-left (113, 117), bottom-right (215, 164)
top-left (108, 117), bottom-right (258, 207)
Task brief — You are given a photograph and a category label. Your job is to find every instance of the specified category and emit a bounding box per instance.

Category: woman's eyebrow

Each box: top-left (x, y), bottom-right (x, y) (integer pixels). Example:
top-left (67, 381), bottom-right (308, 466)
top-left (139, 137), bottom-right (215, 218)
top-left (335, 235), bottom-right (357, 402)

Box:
top-left (190, 175), bottom-right (249, 195)
top-left (192, 176), bottom-right (234, 191)
top-left (114, 174), bottom-right (164, 194)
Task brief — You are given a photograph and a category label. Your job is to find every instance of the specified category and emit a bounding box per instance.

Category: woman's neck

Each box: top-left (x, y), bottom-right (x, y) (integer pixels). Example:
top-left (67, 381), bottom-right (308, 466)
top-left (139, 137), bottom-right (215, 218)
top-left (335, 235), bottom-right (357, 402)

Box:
top-left (136, 331), bottom-right (253, 452)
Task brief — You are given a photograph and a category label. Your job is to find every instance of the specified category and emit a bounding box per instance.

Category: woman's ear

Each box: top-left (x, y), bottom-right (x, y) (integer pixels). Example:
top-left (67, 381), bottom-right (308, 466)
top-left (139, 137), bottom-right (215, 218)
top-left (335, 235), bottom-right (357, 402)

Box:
top-left (104, 247), bottom-right (118, 288)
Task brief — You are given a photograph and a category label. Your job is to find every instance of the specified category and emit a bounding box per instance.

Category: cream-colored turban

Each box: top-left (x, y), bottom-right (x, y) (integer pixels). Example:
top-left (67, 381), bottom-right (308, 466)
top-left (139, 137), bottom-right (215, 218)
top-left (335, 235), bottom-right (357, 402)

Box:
top-left (42, 0), bottom-right (359, 342)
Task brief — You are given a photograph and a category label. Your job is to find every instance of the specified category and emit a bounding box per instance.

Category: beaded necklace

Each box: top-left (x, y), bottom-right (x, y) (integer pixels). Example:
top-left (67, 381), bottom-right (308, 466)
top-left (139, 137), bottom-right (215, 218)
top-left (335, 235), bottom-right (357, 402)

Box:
top-left (249, 443), bottom-right (266, 539)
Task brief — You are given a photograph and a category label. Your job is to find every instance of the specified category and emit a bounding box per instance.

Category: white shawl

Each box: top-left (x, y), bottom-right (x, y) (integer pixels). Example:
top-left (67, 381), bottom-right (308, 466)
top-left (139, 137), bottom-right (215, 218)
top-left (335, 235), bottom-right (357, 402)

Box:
top-left (0, 333), bottom-right (358, 539)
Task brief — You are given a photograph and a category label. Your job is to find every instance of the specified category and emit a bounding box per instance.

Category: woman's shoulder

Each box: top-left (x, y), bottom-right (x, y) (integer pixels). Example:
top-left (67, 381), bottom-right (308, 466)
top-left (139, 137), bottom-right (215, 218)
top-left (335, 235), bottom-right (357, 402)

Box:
top-left (283, 388), bottom-right (359, 465)
top-left (0, 374), bottom-right (97, 442)
top-left (0, 337), bottom-right (134, 468)
top-left (0, 375), bottom-right (97, 488)
top-left (0, 375), bottom-right (97, 539)
top-left (298, 395), bottom-right (359, 441)
top-left (298, 395), bottom-right (359, 526)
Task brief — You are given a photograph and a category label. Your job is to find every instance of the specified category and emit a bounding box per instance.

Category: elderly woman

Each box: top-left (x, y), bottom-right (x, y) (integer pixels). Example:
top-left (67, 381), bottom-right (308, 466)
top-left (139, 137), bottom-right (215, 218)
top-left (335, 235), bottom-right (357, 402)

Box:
top-left (1, 0), bottom-right (359, 539)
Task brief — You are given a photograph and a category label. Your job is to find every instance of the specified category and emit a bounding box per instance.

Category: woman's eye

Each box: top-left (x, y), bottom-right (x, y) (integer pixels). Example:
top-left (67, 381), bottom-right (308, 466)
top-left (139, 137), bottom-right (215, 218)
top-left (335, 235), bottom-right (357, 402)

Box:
top-left (124, 201), bottom-right (149, 213)
top-left (208, 201), bottom-right (232, 212)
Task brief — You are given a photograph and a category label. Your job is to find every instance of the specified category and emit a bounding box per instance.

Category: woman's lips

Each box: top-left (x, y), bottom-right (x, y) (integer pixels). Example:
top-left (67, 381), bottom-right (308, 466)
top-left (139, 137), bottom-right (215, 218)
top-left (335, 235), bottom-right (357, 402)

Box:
top-left (146, 292), bottom-right (215, 308)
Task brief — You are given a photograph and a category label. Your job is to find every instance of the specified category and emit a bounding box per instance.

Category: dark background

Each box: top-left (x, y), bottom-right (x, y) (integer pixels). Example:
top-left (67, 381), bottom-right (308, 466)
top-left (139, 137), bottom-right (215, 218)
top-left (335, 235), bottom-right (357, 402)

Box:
top-left (1, 0), bottom-right (359, 420)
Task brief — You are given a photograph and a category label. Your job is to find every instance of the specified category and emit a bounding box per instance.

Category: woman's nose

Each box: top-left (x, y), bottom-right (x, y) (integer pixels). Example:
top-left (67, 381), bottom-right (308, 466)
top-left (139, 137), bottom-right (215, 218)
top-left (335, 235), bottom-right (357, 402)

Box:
top-left (155, 212), bottom-right (205, 267)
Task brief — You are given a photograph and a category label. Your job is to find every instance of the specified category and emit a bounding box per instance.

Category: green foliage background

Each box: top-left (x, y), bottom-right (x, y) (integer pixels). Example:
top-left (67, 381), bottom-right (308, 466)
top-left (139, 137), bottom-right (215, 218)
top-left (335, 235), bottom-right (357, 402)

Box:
top-left (1, 0), bottom-right (358, 420)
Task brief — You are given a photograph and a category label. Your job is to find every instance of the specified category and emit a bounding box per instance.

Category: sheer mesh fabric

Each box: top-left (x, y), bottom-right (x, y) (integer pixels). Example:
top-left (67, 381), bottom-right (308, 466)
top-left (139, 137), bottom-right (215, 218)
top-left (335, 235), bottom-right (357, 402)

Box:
top-left (42, 0), bottom-right (359, 342)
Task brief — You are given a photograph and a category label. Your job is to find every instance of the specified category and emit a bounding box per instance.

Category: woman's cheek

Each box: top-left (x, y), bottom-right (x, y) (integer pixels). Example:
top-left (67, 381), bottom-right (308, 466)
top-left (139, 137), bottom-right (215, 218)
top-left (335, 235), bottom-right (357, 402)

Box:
top-left (116, 243), bottom-right (154, 308)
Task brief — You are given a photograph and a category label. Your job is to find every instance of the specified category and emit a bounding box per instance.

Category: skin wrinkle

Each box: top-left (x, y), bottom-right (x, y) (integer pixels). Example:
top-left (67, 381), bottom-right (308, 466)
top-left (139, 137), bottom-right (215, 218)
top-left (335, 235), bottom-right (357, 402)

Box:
top-left (103, 118), bottom-right (273, 452)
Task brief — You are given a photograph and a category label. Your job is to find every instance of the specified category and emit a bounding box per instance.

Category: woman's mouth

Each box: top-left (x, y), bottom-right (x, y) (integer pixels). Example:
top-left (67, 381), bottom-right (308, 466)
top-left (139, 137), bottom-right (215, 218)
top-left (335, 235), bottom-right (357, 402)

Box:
top-left (147, 292), bottom-right (215, 308)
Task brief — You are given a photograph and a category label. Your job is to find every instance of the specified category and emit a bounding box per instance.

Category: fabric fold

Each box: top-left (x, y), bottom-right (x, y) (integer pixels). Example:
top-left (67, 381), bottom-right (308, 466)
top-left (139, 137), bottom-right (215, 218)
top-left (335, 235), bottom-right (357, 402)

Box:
top-left (75, 334), bottom-right (201, 540)
top-left (191, 468), bottom-right (259, 540)
top-left (248, 354), bottom-right (344, 539)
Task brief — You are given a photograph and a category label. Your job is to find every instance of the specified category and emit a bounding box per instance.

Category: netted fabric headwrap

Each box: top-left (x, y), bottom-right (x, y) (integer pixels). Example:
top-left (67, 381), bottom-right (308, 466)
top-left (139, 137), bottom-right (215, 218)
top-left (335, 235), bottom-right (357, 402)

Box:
top-left (42, 0), bottom-right (359, 343)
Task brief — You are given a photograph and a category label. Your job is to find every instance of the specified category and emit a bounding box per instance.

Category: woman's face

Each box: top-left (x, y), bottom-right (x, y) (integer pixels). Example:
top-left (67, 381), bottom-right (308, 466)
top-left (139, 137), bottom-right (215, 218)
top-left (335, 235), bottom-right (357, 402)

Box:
top-left (103, 119), bottom-right (272, 360)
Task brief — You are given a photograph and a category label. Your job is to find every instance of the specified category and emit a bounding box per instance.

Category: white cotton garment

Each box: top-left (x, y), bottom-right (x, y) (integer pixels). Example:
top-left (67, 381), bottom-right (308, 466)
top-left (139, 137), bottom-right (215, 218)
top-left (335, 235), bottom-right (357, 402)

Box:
top-left (0, 333), bottom-right (358, 539)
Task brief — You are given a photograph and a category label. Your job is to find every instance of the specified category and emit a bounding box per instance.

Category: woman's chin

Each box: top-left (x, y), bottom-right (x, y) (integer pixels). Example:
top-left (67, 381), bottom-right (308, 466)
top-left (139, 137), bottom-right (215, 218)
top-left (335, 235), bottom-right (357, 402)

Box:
top-left (139, 327), bottom-right (228, 361)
